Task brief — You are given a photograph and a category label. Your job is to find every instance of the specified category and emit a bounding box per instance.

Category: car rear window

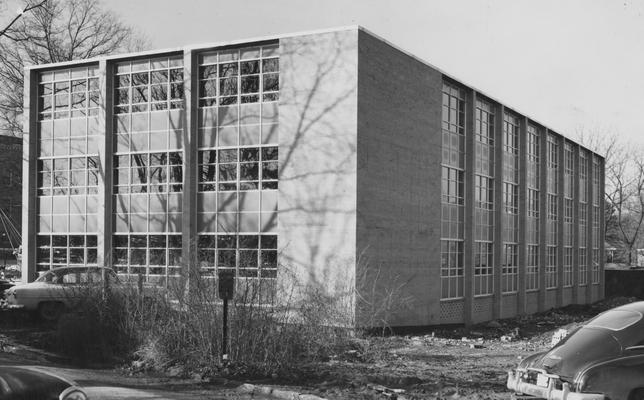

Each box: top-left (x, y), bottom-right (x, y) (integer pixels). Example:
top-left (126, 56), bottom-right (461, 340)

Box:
top-left (586, 310), bottom-right (642, 331)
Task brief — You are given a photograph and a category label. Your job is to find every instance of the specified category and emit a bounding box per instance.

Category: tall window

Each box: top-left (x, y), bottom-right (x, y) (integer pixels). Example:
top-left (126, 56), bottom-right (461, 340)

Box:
top-left (36, 66), bottom-right (101, 272)
top-left (112, 56), bottom-right (185, 279)
top-left (526, 125), bottom-right (540, 291)
top-left (592, 249), bottom-right (600, 284)
top-left (546, 246), bottom-right (557, 289)
top-left (501, 113), bottom-right (519, 293)
top-left (474, 242), bottom-right (493, 296)
top-left (579, 151), bottom-right (588, 203)
top-left (441, 241), bottom-right (463, 299)
top-left (526, 245), bottom-right (539, 291)
top-left (196, 45), bottom-right (279, 280)
top-left (579, 151), bottom-right (588, 287)
top-left (564, 199), bottom-right (573, 246)
top-left (592, 156), bottom-right (601, 285)
top-left (563, 143), bottom-right (574, 287)
top-left (473, 99), bottom-right (494, 296)
top-left (502, 243), bottom-right (518, 293)
top-left (546, 134), bottom-right (559, 289)
top-left (563, 247), bottom-right (573, 287)
top-left (579, 248), bottom-right (588, 286)
top-left (441, 82), bottom-right (466, 299)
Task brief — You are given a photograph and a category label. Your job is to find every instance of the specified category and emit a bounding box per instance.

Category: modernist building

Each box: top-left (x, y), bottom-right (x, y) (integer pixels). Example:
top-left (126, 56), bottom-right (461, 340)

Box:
top-left (22, 26), bottom-right (605, 326)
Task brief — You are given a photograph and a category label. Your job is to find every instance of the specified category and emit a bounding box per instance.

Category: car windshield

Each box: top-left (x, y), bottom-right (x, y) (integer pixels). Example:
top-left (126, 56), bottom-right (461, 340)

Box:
top-left (586, 310), bottom-right (642, 331)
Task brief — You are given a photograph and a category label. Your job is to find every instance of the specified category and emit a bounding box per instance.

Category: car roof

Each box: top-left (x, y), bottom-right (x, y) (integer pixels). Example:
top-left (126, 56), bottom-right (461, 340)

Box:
top-left (49, 266), bottom-right (113, 271)
top-left (608, 301), bottom-right (644, 313)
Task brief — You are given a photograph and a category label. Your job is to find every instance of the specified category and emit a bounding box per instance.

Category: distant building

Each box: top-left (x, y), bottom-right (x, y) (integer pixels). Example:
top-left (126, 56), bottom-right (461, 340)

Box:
top-left (0, 135), bottom-right (21, 266)
top-left (21, 26), bottom-right (605, 326)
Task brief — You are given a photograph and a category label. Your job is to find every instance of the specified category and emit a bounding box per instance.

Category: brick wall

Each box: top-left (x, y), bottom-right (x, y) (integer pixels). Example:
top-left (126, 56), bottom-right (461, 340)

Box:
top-left (356, 30), bottom-right (443, 326)
top-left (0, 136), bottom-right (22, 259)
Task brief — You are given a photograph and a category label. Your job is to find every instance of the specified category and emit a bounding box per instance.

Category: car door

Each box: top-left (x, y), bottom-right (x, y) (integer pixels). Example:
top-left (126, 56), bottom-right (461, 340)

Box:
top-left (49, 269), bottom-right (84, 307)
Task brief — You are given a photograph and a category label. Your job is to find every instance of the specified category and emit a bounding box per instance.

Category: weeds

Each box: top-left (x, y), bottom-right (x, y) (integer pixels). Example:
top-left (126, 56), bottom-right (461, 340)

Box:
top-left (53, 259), bottom-right (411, 377)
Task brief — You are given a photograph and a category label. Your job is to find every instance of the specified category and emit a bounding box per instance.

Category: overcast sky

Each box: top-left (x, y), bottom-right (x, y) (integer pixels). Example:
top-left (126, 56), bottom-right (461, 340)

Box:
top-left (9, 0), bottom-right (644, 145)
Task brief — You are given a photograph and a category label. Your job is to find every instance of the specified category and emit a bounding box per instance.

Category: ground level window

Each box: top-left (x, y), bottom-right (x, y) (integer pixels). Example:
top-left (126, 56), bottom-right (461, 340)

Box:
top-left (112, 233), bottom-right (182, 278)
top-left (36, 234), bottom-right (97, 273)
top-left (440, 240), bottom-right (463, 299)
top-left (197, 234), bottom-right (277, 278)
top-left (501, 243), bottom-right (518, 293)
top-left (526, 245), bottom-right (539, 291)
top-left (546, 246), bottom-right (558, 289)
top-left (474, 241), bottom-right (493, 296)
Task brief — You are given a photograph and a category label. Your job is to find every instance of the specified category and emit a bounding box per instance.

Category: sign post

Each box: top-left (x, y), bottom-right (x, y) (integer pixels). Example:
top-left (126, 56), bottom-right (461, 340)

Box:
top-left (218, 270), bottom-right (235, 362)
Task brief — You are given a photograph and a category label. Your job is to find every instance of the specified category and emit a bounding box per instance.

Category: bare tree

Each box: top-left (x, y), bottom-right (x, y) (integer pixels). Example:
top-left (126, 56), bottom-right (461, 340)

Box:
top-left (0, 0), bottom-right (48, 39)
top-left (0, 0), bottom-right (149, 136)
top-left (577, 127), bottom-right (644, 264)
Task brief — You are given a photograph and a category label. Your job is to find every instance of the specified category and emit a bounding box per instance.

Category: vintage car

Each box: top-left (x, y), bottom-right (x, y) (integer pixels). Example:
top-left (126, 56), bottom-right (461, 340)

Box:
top-left (4, 266), bottom-right (122, 321)
top-left (507, 301), bottom-right (644, 400)
top-left (0, 365), bottom-right (87, 400)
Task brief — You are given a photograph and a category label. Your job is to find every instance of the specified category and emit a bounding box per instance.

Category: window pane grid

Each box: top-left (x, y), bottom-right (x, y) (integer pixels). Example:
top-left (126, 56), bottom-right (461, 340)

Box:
top-left (526, 245), bottom-right (539, 291)
top-left (36, 234), bottom-right (97, 272)
top-left (196, 45), bottom-right (279, 282)
top-left (474, 242), bottom-right (493, 296)
top-left (197, 234), bottom-right (277, 279)
top-left (114, 56), bottom-right (184, 114)
top-left (441, 240), bottom-right (464, 299)
top-left (592, 249), bottom-right (600, 284)
top-left (501, 243), bottom-right (518, 293)
top-left (39, 67), bottom-right (99, 120)
top-left (579, 248), bottom-right (588, 286)
top-left (442, 83), bottom-right (465, 169)
top-left (546, 246), bottom-right (558, 289)
top-left (198, 146), bottom-right (278, 192)
top-left (114, 151), bottom-right (183, 194)
top-left (198, 46), bottom-right (279, 106)
top-left (563, 247), bottom-right (573, 287)
top-left (112, 233), bottom-right (182, 277)
top-left (579, 151), bottom-right (588, 203)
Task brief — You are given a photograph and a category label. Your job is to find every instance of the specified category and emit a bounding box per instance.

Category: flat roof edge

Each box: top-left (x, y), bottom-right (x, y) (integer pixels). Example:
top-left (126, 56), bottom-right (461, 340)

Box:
top-left (25, 25), bottom-right (362, 71)
top-left (355, 27), bottom-right (604, 158)
top-left (23, 25), bottom-right (604, 159)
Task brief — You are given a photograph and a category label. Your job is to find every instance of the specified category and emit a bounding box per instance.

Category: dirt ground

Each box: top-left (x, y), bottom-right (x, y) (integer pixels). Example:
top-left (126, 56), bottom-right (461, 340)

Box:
top-left (0, 296), bottom-right (638, 400)
top-left (260, 296), bottom-right (638, 400)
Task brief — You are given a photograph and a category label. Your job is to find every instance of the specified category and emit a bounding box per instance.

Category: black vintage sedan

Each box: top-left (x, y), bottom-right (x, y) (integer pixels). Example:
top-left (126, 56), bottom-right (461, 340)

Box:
top-left (0, 366), bottom-right (87, 400)
top-left (508, 301), bottom-right (644, 400)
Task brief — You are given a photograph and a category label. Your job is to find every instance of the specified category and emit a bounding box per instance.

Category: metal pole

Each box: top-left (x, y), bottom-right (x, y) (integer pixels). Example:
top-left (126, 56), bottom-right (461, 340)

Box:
top-left (222, 297), bottom-right (228, 362)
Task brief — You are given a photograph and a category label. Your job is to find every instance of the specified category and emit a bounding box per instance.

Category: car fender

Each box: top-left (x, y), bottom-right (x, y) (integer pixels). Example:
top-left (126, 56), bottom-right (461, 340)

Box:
top-left (10, 284), bottom-right (78, 310)
top-left (577, 354), bottom-right (644, 400)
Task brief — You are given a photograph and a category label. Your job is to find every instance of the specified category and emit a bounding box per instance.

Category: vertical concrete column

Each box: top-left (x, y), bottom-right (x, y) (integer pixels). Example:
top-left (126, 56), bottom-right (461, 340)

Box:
top-left (463, 89), bottom-right (476, 325)
top-left (517, 117), bottom-right (528, 314)
top-left (22, 68), bottom-right (38, 282)
top-left (492, 104), bottom-right (504, 319)
top-left (586, 151), bottom-right (594, 304)
top-left (599, 157), bottom-right (605, 299)
top-left (538, 128), bottom-right (548, 311)
top-left (556, 136), bottom-right (565, 307)
top-left (572, 144), bottom-right (580, 303)
top-left (97, 59), bottom-right (112, 267)
top-left (182, 49), bottom-right (198, 285)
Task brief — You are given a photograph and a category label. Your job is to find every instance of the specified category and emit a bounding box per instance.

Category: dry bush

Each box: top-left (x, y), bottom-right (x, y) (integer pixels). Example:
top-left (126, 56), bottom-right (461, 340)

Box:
top-left (54, 259), bottom-right (412, 374)
top-left (128, 267), bottom-right (356, 376)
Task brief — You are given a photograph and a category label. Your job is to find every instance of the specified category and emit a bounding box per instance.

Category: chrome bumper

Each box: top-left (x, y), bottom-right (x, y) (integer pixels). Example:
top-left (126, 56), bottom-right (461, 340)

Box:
top-left (507, 369), bottom-right (604, 400)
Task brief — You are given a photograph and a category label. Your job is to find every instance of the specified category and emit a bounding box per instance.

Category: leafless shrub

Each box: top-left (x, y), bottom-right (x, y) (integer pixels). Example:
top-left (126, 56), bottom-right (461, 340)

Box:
top-left (53, 255), bottom-right (413, 374)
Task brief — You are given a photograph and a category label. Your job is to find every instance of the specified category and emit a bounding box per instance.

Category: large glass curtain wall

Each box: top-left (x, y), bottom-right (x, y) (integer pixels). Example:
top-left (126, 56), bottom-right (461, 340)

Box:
top-left (196, 45), bottom-right (279, 280)
top-left (112, 56), bottom-right (185, 279)
top-left (36, 66), bottom-right (100, 272)
top-left (440, 82), bottom-right (465, 299)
